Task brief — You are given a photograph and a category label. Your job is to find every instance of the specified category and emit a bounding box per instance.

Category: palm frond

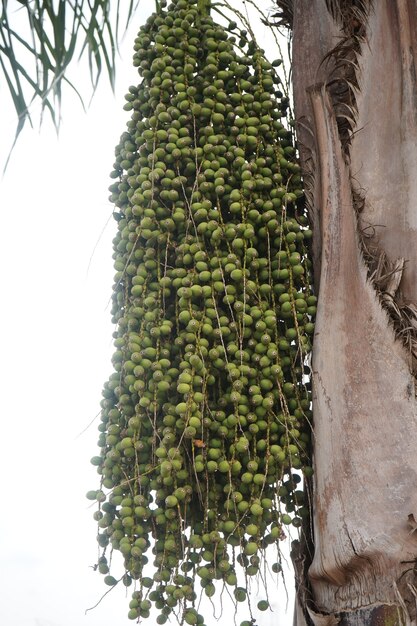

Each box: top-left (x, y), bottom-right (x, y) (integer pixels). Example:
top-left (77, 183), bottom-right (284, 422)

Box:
top-left (0, 0), bottom-right (141, 150)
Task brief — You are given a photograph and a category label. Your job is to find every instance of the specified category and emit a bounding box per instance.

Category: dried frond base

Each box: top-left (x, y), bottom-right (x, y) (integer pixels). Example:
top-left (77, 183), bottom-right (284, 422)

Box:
top-left (325, 0), bottom-right (372, 32)
top-left (360, 229), bottom-right (417, 374)
top-left (271, 0), bottom-right (293, 29)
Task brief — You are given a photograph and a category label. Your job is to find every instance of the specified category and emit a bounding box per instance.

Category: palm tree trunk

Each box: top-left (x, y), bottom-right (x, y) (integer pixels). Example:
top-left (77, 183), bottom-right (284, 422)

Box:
top-left (282, 1), bottom-right (417, 623)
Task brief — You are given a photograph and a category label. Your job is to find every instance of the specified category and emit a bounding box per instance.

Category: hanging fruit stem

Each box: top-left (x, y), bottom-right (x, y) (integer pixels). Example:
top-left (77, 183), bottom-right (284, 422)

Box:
top-left (198, 0), bottom-right (211, 17)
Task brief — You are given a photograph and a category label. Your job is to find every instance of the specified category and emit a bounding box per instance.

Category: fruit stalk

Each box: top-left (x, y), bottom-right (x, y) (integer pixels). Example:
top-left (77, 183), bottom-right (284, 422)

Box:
top-left (197, 0), bottom-right (211, 17)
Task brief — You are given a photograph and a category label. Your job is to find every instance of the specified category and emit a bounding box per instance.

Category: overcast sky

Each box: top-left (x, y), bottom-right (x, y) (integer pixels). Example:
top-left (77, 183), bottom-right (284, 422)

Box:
top-left (0, 2), bottom-right (296, 625)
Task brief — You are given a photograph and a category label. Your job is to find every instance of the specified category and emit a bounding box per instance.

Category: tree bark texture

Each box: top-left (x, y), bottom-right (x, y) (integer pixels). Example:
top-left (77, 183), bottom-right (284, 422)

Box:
top-left (282, 1), bottom-right (417, 624)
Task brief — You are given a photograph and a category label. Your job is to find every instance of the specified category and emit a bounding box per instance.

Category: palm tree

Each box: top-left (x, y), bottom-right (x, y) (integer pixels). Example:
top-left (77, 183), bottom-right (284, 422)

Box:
top-left (5, 2), bottom-right (417, 625)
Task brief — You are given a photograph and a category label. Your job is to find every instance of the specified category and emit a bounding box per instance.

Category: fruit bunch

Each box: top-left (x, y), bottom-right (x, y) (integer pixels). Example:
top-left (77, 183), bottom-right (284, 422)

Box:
top-left (88, 0), bottom-right (314, 623)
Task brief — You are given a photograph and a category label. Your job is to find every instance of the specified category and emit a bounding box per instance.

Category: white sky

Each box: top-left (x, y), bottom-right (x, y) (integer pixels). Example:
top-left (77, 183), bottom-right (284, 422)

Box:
top-left (0, 2), bottom-right (296, 625)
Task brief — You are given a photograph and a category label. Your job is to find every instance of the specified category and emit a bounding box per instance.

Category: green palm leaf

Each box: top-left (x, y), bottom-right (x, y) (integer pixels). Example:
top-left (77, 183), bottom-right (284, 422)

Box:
top-left (0, 0), bottom-right (141, 146)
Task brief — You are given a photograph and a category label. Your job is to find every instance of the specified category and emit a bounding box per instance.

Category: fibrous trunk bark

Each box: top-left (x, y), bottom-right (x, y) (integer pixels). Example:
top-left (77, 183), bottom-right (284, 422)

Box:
top-left (278, 1), bottom-right (417, 624)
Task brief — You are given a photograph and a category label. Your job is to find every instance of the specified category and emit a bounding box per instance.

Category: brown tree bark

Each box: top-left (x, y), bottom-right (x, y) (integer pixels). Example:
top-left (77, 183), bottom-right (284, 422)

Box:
top-left (276, 1), bottom-right (417, 624)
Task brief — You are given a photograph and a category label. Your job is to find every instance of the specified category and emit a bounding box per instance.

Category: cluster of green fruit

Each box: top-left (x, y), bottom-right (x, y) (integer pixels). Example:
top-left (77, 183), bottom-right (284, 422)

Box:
top-left (88, 0), bottom-right (314, 623)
